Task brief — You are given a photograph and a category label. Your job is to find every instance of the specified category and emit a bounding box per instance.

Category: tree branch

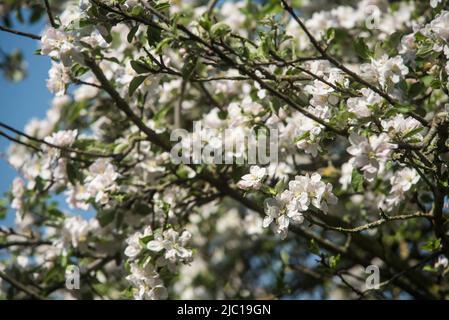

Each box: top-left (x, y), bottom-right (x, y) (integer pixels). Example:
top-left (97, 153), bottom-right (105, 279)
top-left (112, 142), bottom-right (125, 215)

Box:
top-left (0, 25), bottom-right (41, 40)
top-left (0, 271), bottom-right (46, 300)
top-left (304, 212), bottom-right (433, 234)
top-left (0, 121), bottom-right (118, 159)
top-left (43, 0), bottom-right (57, 28)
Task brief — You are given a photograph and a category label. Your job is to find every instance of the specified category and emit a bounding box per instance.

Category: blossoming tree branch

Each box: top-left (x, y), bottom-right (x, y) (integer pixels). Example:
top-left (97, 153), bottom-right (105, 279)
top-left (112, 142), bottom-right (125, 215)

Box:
top-left (0, 0), bottom-right (449, 299)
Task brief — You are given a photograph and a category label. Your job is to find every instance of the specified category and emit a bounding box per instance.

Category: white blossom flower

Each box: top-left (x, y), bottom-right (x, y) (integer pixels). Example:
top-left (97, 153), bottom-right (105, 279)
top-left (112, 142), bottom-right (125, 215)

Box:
top-left (288, 173), bottom-right (338, 213)
top-left (427, 11), bottom-right (449, 41)
top-left (385, 167), bottom-right (420, 208)
top-left (44, 129), bottom-right (77, 147)
top-left (11, 177), bottom-right (25, 213)
top-left (41, 130), bottom-right (77, 179)
top-left (347, 88), bottom-right (382, 118)
top-left (65, 184), bottom-right (90, 211)
top-left (16, 255), bottom-right (29, 268)
top-left (79, 0), bottom-right (90, 11)
top-left (244, 212), bottom-right (263, 236)
top-left (372, 55), bottom-right (409, 87)
top-left (47, 62), bottom-right (71, 97)
top-left (382, 114), bottom-right (423, 140)
top-left (147, 229), bottom-right (193, 264)
top-left (391, 168), bottom-right (420, 193)
top-left (347, 133), bottom-right (397, 181)
top-left (263, 193), bottom-right (300, 239)
top-left (241, 96), bottom-right (264, 115)
top-left (263, 173), bottom-right (337, 238)
top-left (330, 6), bottom-right (360, 29)
top-left (126, 262), bottom-right (168, 300)
top-left (73, 82), bottom-right (99, 101)
top-left (237, 166), bottom-right (267, 190)
top-left (430, 0), bottom-right (442, 9)
top-left (286, 107), bottom-right (330, 157)
top-left (435, 255), bottom-right (449, 269)
top-left (399, 33), bottom-right (418, 59)
top-left (83, 159), bottom-right (119, 205)
top-left (59, 215), bottom-right (99, 249)
top-left (124, 227), bottom-right (153, 259)
top-left (305, 79), bottom-right (338, 108)
top-left (339, 159), bottom-right (355, 191)
top-left (41, 27), bottom-right (82, 66)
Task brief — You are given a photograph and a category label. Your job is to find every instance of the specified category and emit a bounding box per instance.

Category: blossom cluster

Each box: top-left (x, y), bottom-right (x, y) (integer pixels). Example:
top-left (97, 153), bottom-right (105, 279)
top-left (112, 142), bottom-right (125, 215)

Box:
top-left (237, 167), bottom-right (337, 238)
top-left (124, 227), bottom-right (193, 300)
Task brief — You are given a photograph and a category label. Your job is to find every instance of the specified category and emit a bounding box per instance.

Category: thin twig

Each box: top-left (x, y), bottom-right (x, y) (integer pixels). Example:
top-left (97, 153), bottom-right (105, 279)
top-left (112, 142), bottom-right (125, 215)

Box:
top-left (0, 121), bottom-right (117, 158)
top-left (0, 130), bottom-right (41, 152)
top-left (0, 240), bottom-right (52, 250)
top-left (0, 25), bottom-right (41, 40)
top-left (305, 212), bottom-right (433, 234)
top-left (362, 252), bottom-right (441, 296)
top-left (43, 0), bottom-right (58, 28)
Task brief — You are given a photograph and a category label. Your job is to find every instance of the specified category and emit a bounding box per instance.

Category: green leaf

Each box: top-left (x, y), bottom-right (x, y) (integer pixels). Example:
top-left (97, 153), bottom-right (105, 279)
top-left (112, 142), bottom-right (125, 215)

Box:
top-left (131, 6), bottom-right (143, 16)
top-left (66, 162), bottom-right (79, 185)
top-left (154, 1), bottom-right (171, 11)
top-left (280, 251), bottom-right (289, 265)
top-left (155, 37), bottom-right (173, 54)
top-left (127, 25), bottom-right (139, 43)
top-left (274, 179), bottom-right (285, 194)
top-left (72, 64), bottom-right (89, 77)
top-left (199, 14), bottom-right (212, 31)
top-left (402, 127), bottom-right (423, 139)
top-left (130, 60), bottom-right (151, 74)
top-left (351, 169), bottom-right (364, 192)
top-left (48, 208), bottom-right (64, 219)
top-left (147, 25), bottom-right (162, 47)
top-left (325, 28), bottom-right (336, 43)
top-left (423, 265), bottom-right (436, 273)
top-left (210, 22), bottom-right (231, 38)
top-left (416, 41), bottom-right (434, 57)
top-left (353, 38), bottom-right (372, 60)
top-left (218, 110), bottom-right (228, 120)
top-left (98, 209), bottom-right (115, 227)
top-left (383, 31), bottom-right (402, 56)
top-left (153, 103), bottom-right (171, 124)
top-left (421, 238), bottom-right (441, 251)
top-left (408, 81), bottom-right (426, 98)
top-left (421, 75), bottom-right (435, 87)
top-left (43, 265), bottom-right (65, 284)
top-left (128, 76), bottom-right (147, 97)
top-left (329, 254), bottom-right (341, 269)
top-left (139, 235), bottom-right (153, 245)
top-left (294, 131), bottom-right (310, 143)
top-left (395, 104), bottom-right (412, 114)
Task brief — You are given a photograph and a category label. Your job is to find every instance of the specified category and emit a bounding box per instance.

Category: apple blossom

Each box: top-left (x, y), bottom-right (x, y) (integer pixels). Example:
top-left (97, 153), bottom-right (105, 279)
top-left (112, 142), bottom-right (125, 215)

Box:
top-left (237, 165), bottom-right (267, 190)
top-left (347, 133), bottom-right (397, 181)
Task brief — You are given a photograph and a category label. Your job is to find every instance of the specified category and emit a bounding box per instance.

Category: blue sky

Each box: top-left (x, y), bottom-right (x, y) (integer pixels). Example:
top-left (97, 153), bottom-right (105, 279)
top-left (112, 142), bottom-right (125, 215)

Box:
top-left (0, 16), bottom-right (52, 222)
